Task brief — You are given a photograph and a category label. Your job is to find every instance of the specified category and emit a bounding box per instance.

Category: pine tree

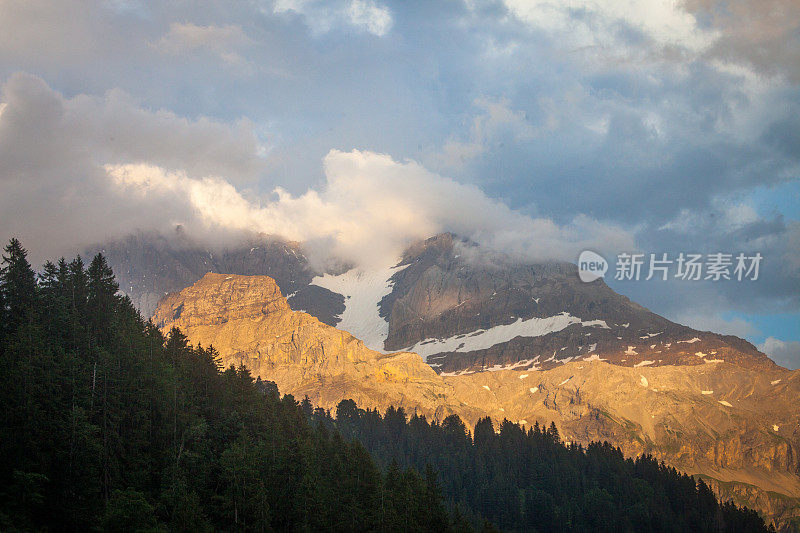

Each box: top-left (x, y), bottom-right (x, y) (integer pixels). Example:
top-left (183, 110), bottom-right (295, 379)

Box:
top-left (0, 238), bottom-right (38, 335)
top-left (423, 464), bottom-right (450, 532)
top-left (87, 253), bottom-right (119, 346)
top-left (66, 256), bottom-right (89, 352)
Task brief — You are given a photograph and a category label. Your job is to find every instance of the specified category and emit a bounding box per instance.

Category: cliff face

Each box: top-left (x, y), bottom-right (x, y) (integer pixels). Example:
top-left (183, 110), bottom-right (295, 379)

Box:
top-left (154, 273), bottom-right (372, 371)
top-left (153, 272), bottom-right (800, 529)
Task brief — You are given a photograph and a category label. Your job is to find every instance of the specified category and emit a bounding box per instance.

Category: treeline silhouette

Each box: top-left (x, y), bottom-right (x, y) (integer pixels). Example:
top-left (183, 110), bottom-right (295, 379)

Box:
top-left (0, 238), bottom-right (770, 531)
top-left (317, 400), bottom-right (770, 532)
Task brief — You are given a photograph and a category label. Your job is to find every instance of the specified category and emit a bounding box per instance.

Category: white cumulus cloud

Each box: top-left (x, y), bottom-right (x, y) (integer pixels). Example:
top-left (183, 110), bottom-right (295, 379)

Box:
top-left (0, 73), bottom-right (269, 264)
top-left (106, 149), bottom-right (635, 270)
top-left (0, 73), bottom-right (633, 271)
top-left (758, 337), bottom-right (800, 369)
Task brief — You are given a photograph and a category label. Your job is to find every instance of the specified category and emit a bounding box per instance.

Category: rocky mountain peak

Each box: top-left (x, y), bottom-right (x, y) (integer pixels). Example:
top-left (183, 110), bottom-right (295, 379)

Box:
top-left (152, 272), bottom-right (378, 371)
top-left (94, 231), bottom-right (775, 374)
top-left (376, 233), bottom-right (773, 373)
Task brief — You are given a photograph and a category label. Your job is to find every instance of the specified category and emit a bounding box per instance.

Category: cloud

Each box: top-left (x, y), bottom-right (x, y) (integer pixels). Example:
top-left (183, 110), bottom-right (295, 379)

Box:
top-left (0, 73), bottom-right (631, 271)
top-left (758, 337), bottom-right (800, 369)
top-left (273, 0), bottom-right (392, 36)
top-left (659, 199), bottom-right (760, 234)
top-left (0, 73), bottom-right (269, 264)
top-left (672, 311), bottom-right (759, 338)
top-left (685, 0), bottom-right (800, 80)
top-left (154, 23), bottom-right (254, 69)
top-left (0, 0), bottom-right (100, 69)
top-left (436, 97), bottom-right (539, 169)
top-left (347, 0), bottom-right (393, 36)
top-left (501, 0), bottom-right (718, 58)
top-left (106, 149), bottom-right (635, 270)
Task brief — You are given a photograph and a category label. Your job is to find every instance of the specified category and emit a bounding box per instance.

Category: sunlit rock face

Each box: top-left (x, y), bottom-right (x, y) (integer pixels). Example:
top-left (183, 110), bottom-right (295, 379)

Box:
top-left (152, 272), bottom-right (459, 418)
top-left (153, 272), bottom-right (370, 370)
top-left (153, 271), bottom-right (800, 530)
top-left (99, 231), bottom-right (774, 375)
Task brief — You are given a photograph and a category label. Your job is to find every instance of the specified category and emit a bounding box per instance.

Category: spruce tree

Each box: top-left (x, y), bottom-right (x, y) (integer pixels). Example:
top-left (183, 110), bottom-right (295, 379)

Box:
top-left (87, 253), bottom-right (119, 346)
top-left (0, 238), bottom-right (38, 335)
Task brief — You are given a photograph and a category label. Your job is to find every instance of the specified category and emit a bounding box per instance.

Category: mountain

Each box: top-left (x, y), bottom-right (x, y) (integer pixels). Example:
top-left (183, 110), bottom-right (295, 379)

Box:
top-left (151, 272), bottom-right (464, 420)
top-left (0, 242), bottom-right (771, 531)
top-left (94, 231), bottom-right (773, 374)
top-left (93, 231), bottom-right (798, 526)
top-left (85, 231), bottom-right (344, 324)
top-left (377, 233), bottom-right (772, 373)
top-left (152, 272), bottom-right (800, 530)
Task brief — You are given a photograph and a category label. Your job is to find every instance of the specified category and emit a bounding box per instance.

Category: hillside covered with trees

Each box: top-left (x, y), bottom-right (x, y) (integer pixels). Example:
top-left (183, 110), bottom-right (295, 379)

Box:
top-left (322, 401), bottom-right (769, 531)
top-left (0, 238), bottom-right (770, 531)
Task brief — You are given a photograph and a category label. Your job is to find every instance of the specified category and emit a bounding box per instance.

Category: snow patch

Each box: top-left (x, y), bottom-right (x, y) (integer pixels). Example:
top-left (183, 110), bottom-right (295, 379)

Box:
top-left (558, 377), bottom-right (572, 386)
top-left (718, 400), bottom-right (732, 407)
top-left (582, 319), bottom-right (610, 328)
top-left (640, 375), bottom-right (648, 387)
top-left (625, 346), bottom-right (638, 355)
top-left (701, 390), bottom-right (713, 395)
top-left (771, 379), bottom-right (781, 385)
top-left (587, 343), bottom-right (597, 352)
top-left (484, 358), bottom-right (539, 372)
top-left (695, 352), bottom-right (706, 357)
top-left (634, 360), bottom-right (654, 367)
top-left (773, 425), bottom-right (780, 431)
top-left (519, 374), bottom-right (529, 379)
top-left (439, 369), bottom-right (476, 377)
top-left (529, 387), bottom-right (539, 394)
top-left (519, 420), bottom-right (528, 425)
top-left (583, 353), bottom-right (605, 362)
top-left (403, 313), bottom-right (606, 360)
top-left (482, 385), bottom-right (491, 391)
top-left (310, 263), bottom-right (407, 352)
top-left (679, 337), bottom-right (701, 344)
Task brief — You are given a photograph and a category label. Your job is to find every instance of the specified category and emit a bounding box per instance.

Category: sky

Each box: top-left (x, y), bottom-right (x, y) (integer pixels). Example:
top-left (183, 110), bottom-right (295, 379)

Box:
top-left (0, 0), bottom-right (798, 367)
